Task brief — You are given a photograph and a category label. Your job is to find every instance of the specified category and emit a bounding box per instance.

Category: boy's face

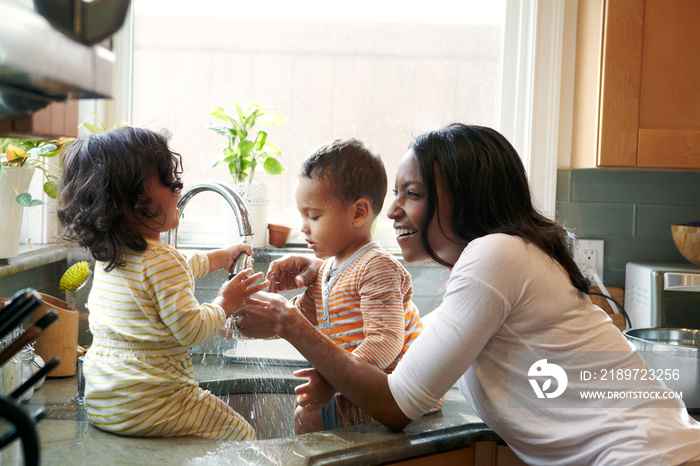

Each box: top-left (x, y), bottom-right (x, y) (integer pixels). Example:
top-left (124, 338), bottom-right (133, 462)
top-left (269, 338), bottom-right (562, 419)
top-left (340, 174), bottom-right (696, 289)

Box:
top-left (295, 175), bottom-right (365, 263)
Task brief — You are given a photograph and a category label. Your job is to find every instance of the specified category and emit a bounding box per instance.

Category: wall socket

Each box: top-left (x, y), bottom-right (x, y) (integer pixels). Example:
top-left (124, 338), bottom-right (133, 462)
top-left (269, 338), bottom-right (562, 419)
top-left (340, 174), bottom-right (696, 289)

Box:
top-left (574, 239), bottom-right (604, 281)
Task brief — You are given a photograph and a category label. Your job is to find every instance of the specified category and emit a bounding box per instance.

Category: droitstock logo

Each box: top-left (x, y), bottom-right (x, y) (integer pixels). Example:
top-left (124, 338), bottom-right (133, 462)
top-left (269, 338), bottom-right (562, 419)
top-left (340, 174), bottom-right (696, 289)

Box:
top-left (528, 359), bottom-right (568, 399)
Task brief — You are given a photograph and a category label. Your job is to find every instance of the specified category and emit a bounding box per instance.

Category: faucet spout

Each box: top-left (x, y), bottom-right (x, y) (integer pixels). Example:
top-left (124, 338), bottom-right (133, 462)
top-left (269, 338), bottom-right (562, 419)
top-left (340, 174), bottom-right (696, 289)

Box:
top-left (165, 180), bottom-right (255, 258)
top-left (165, 180), bottom-right (255, 355)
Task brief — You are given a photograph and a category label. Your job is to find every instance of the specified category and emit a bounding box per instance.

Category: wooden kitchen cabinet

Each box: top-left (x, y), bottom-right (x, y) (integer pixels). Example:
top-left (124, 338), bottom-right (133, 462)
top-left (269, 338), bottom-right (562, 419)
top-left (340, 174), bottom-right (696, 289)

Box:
top-left (1, 100), bottom-right (80, 140)
top-left (31, 100), bottom-right (80, 139)
top-left (577, 0), bottom-right (700, 169)
top-left (391, 441), bottom-right (528, 466)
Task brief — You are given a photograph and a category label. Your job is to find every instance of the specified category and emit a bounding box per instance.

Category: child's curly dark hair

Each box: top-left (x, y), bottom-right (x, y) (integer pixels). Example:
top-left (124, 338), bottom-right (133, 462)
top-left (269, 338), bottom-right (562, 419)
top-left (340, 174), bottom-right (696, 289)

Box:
top-left (57, 126), bottom-right (183, 271)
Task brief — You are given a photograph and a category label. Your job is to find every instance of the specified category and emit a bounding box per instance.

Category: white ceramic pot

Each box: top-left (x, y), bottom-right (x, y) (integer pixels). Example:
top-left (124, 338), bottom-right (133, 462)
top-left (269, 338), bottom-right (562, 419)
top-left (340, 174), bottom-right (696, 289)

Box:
top-left (0, 166), bottom-right (36, 259)
top-left (228, 182), bottom-right (271, 248)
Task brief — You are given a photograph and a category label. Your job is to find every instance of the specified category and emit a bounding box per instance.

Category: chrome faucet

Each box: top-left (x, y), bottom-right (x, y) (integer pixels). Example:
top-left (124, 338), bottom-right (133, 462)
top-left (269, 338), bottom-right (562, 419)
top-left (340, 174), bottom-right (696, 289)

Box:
top-left (165, 180), bottom-right (254, 275)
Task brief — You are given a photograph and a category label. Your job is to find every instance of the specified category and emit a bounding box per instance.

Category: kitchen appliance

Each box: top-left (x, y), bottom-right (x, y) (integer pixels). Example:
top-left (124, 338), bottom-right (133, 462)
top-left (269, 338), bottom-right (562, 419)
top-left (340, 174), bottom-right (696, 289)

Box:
top-left (0, 0), bottom-right (129, 138)
top-left (623, 328), bottom-right (700, 413)
top-left (624, 262), bottom-right (700, 329)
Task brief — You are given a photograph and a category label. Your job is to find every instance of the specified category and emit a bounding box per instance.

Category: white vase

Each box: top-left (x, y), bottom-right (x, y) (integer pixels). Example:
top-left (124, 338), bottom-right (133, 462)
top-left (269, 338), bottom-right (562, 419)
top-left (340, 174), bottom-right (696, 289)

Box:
top-left (228, 182), bottom-right (271, 248)
top-left (0, 167), bottom-right (36, 259)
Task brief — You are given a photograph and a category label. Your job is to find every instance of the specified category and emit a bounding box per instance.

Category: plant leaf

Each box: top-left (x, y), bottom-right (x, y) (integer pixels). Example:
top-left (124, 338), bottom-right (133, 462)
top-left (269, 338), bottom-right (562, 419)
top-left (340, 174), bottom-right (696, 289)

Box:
top-left (43, 180), bottom-right (59, 199)
top-left (238, 140), bottom-right (255, 158)
top-left (16, 193), bottom-right (45, 207)
top-left (6, 144), bottom-right (28, 162)
top-left (262, 141), bottom-right (282, 157)
top-left (234, 103), bottom-right (246, 121)
top-left (207, 124), bottom-right (238, 138)
top-left (257, 112), bottom-right (286, 126)
top-left (263, 157), bottom-right (285, 175)
top-left (210, 107), bottom-right (235, 126)
top-left (79, 115), bottom-right (107, 133)
top-left (254, 131), bottom-right (267, 151)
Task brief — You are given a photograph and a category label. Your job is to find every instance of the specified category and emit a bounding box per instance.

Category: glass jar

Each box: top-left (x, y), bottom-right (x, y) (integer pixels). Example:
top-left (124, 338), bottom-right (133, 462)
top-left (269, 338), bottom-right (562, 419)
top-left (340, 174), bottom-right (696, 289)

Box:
top-left (0, 329), bottom-right (22, 396)
top-left (19, 344), bottom-right (35, 402)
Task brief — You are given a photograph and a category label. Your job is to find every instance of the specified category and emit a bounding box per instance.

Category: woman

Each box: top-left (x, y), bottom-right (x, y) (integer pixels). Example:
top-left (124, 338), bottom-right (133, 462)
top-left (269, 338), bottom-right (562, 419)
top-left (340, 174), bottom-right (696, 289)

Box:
top-left (236, 124), bottom-right (700, 465)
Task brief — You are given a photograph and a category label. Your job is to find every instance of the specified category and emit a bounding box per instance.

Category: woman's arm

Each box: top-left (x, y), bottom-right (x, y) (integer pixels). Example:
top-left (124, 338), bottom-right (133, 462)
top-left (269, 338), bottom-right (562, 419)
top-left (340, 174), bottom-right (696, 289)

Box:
top-left (236, 292), bottom-right (412, 430)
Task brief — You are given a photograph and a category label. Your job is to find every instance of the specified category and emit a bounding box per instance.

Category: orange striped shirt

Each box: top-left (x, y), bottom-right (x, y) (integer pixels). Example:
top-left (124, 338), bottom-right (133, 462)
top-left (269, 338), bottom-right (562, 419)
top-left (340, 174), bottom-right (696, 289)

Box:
top-left (293, 242), bottom-right (440, 426)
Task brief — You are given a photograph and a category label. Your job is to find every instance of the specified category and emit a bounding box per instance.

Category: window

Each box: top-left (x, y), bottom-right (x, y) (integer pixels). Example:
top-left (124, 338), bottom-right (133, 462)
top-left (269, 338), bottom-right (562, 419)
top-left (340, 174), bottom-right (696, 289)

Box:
top-left (61, 0), bottom-right (566, 252)
top-left (125, 0), bottom-right (507, 248)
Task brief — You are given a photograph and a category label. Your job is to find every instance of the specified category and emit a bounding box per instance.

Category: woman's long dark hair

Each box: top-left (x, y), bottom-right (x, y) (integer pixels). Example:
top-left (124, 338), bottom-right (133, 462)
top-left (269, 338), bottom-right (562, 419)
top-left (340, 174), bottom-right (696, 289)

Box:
top-left (57, 127), bottom-right (183, 271)
top-left (410, 123), bottom-right (589, 292)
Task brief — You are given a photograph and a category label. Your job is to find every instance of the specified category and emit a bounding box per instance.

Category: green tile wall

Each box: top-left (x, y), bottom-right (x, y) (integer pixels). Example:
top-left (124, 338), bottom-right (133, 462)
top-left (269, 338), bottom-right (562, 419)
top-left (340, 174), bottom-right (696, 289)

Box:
top-left (0, 261), bottom-right (65, 299)
top-left (555, 169), bottom-right (700, 288)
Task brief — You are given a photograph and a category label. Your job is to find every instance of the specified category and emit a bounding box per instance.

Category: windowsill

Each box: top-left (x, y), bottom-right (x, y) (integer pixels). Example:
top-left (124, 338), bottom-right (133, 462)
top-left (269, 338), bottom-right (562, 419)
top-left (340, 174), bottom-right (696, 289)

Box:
top-left (0, 244), bottom-right (70, 279)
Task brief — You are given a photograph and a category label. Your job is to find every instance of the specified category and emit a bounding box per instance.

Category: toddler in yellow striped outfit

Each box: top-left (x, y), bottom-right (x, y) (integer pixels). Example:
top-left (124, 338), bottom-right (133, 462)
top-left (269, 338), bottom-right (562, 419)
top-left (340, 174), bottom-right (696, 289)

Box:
top-left (57, 127), bottom-right (268, 440)
top-left (281, 138), bottom-right (442, 434)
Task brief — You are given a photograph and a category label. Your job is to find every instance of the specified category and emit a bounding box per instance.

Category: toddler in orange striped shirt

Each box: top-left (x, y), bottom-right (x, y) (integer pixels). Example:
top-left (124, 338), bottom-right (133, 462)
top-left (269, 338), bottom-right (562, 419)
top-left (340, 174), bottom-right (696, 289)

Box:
top-left (288, 138), bottom-right (441, 433)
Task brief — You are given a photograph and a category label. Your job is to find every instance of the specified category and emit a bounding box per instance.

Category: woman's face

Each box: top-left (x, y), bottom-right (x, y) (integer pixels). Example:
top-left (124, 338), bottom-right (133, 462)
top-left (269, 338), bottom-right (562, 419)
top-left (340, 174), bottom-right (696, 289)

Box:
top-left (387, 149), bottom-right (464, 266)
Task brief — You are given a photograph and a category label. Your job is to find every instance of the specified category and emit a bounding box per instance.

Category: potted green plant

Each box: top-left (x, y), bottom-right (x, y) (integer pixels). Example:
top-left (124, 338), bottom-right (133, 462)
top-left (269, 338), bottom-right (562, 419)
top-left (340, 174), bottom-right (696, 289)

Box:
top-left (0, 137), bottom-right (70, 206)
top-left (208, 102), bottom-right (286, 183)
top-left (207, 102), bottom-right (286, 247)
top-left (0, 137), bottom-right (72, 258)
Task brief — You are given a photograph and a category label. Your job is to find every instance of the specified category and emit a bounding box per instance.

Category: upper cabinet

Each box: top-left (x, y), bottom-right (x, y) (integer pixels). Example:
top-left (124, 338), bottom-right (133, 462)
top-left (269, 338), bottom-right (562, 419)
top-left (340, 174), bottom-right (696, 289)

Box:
top-left (574, 0), bottom-right (700, 169)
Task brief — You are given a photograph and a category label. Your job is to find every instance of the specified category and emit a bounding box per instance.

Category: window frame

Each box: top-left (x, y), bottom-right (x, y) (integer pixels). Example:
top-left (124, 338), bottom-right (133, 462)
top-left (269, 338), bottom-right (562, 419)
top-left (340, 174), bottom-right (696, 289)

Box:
top-left (44, 0), bottom-right (571, 249)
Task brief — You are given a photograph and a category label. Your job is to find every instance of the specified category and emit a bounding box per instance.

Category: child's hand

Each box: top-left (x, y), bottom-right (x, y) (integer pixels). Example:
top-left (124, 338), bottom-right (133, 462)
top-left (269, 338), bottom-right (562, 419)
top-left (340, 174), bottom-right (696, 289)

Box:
top-left (207, 243), bottom-right (254, 274)
top-left (293, 367), bottom-right (336, 412)
top-left (223, 243), bottom-right (254, 273)
top-left (213, 269), bottom-right (269, 317)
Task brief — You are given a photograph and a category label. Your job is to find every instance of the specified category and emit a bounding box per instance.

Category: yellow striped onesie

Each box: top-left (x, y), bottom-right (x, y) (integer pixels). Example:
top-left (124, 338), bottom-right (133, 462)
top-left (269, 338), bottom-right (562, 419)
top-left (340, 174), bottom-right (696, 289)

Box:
top-left (293, 242), bottom-right (443, 427)
top-left (84, 239), bottom-right (255, 440)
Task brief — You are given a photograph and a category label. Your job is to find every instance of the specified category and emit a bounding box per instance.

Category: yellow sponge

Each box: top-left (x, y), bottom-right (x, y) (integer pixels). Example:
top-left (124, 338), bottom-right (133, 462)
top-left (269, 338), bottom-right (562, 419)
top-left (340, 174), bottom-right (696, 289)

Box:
top-left (60, 261), bottom-right (91, 291)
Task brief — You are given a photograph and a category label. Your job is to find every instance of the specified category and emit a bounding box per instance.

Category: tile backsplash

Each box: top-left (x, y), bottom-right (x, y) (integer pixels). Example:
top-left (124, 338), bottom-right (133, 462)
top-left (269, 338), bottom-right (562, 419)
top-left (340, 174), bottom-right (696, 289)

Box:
top-left (555, 169), bottom-right (700, 288)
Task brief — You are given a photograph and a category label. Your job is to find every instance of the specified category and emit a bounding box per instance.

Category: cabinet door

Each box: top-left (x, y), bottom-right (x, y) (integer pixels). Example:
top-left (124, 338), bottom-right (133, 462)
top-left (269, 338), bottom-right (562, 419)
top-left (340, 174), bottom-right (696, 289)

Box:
top-left (598, 0), bottom-right (700, 168)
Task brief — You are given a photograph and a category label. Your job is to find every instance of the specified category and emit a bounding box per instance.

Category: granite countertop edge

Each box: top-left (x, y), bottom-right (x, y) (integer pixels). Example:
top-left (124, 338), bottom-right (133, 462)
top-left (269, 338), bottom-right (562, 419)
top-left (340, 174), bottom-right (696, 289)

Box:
top-left (11, 360), bottom-right (496, 465)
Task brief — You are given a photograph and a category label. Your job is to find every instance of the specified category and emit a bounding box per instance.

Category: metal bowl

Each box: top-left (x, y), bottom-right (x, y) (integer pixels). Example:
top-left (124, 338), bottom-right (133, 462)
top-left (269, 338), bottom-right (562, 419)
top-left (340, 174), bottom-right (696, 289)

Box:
top-left (623, 328), bottom-right (700, 413)
top-left (625, 328), bottom-right (700, 349)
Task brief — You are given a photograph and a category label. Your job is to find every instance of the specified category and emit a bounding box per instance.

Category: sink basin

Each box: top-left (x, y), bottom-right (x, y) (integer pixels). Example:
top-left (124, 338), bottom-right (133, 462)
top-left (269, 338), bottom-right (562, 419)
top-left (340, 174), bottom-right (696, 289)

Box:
top-left (199, 377), bottom-right (300, 439)
top-left (223, 338), bottom-right (309, 367)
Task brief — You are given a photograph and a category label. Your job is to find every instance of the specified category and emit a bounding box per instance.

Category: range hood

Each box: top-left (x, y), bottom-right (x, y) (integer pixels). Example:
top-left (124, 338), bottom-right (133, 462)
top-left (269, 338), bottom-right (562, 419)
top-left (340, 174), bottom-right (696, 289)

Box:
top-left (0, 0), bottom-right (124, 138)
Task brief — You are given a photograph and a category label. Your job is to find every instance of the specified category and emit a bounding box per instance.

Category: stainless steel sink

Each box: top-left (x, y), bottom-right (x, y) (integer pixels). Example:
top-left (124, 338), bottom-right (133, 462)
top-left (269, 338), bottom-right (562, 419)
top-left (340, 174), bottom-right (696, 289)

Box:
top-left (199, 377), bottom-right (299, 439)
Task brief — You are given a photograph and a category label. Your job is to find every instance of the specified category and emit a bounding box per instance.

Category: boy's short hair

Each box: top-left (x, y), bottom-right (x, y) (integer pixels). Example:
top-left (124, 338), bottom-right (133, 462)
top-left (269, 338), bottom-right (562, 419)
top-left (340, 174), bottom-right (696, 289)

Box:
top-left (299, 138), bottom-right (387, 215)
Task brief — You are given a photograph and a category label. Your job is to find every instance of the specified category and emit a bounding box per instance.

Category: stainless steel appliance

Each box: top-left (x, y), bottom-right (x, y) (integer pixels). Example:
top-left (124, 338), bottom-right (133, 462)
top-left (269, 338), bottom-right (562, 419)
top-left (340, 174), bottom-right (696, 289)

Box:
top-left (624, 328), bottom-right (700, 413)
top-left (0, 0), bottom-right (130, 138)
top-left (624, 262), bottom-right (700, 329)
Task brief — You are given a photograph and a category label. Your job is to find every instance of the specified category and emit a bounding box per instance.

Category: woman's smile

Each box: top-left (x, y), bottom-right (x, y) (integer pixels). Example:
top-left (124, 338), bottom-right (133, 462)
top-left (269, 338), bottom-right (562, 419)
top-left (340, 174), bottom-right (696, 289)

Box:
top-left (394, 227), bottom-right (418, 246)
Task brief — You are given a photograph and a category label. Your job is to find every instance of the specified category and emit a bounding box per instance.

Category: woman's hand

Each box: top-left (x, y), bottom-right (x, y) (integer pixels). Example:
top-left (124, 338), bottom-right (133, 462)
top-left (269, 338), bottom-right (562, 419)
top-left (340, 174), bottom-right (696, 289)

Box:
top-left (293, 368), bottom-right (336, 412)
top-left (234, 291), bottom-right (412, 431)
top-left (266, 254), bottom-right (323, 292)
top-left (213, 269), bottom-right (269, 318)
top-left (232, 291), bottom-right (299, 339)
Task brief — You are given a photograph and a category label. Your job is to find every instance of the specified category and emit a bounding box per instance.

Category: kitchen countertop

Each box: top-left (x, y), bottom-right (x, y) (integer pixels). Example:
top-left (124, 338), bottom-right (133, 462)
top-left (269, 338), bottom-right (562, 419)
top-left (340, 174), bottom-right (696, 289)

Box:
top-left (2, 352), bottom-right (501, 465)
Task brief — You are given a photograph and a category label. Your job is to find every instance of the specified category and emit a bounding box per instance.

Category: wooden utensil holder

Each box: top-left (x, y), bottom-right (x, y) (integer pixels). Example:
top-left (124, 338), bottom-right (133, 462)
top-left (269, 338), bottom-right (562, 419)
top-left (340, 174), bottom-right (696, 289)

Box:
top-left (30, 294), bottom-right (79, 377)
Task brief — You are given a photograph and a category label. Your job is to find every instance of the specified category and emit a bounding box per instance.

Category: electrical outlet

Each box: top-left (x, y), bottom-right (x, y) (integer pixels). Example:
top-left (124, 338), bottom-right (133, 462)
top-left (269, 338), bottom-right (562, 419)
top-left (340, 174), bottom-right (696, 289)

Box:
top-left (575, 239), bottom-right (604, 281)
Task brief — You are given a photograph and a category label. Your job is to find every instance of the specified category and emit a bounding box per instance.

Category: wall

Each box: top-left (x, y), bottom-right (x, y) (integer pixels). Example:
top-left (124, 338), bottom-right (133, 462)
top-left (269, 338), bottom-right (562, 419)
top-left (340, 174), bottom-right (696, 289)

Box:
top-left (0, 262), bottom-right (64, 300)
top-left (555, 168), bottom-right (700, 287)
top-left (131, 15), bottom-right (502, 233)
